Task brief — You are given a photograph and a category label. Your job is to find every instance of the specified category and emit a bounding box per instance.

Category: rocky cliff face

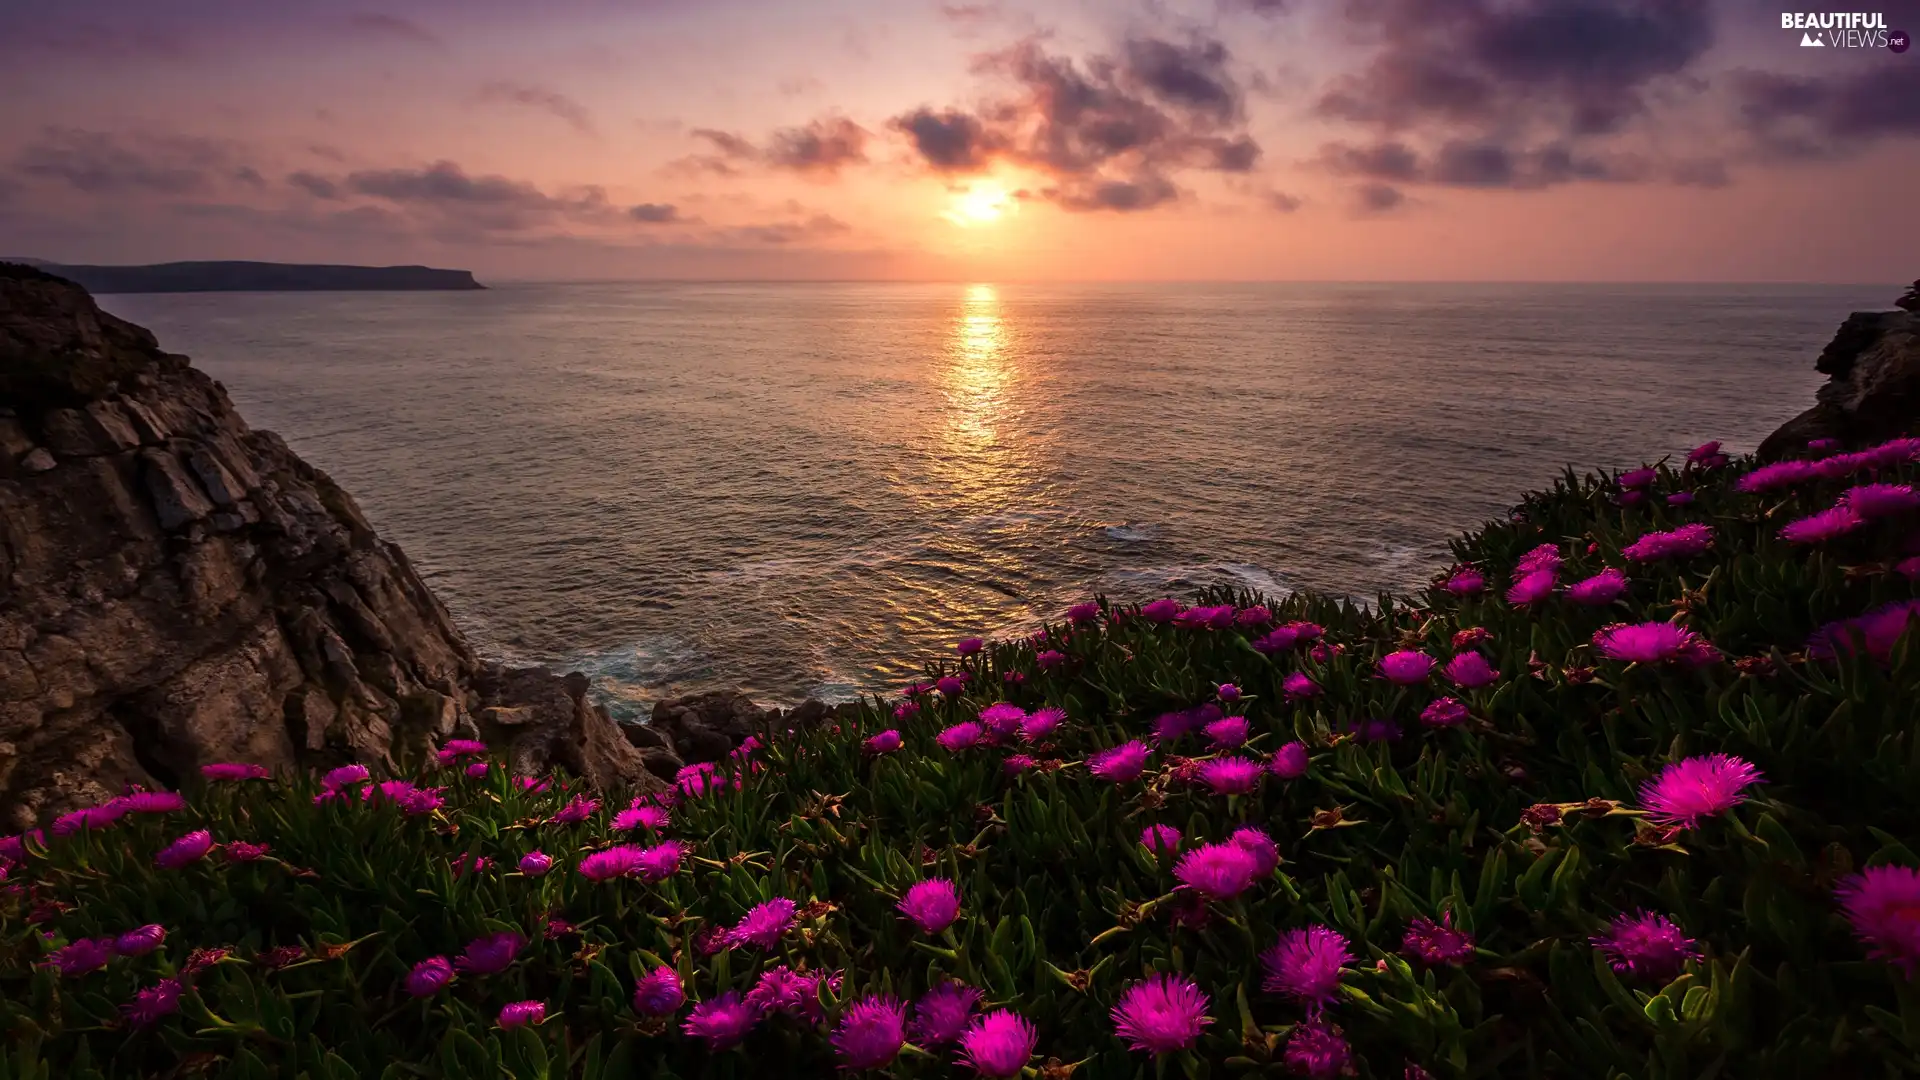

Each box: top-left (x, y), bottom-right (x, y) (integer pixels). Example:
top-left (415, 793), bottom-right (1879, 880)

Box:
top-left (0, 263), bottom-right (657, 829)
top-left (1760, 279), bottom-right (1920, 457)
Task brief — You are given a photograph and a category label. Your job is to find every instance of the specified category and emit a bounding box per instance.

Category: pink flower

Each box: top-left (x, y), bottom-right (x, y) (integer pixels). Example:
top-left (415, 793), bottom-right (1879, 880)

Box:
top-left (1111, 972), bottom-right (1212, 1055)
top-left (1068, 601), bottom-right (1102, 623)
top-left (1638, 753), bottom-right (1762, 829)
top-left (518, 851), bottom-right (554, 876)
top-left (979, 703), bottom-right (1025, 736)
top-left (747, 965), bottom-right (829, 1021)
top-left (1622, 523), bottom-right (1713, 561)
top-left (113, 924), bottom-right (166, 957)
top-left (833, 995), bottom-right (908, 1069)
top-left (320, 764), bottom-right (370, 790)
top-left (1515, 544), bottom-right (1562, 575)
top-left (1378, 650), bottom-right (1434, 685)
top-left (1402, 913), bottom-right (1475, 966)
top-left (1686, 441), bottom-right (1723, 466)
top-left (1270, 741), bottom-right (1310, 779)
top-left (46, 937), bottom-right (114, 976)
top-left (1198, 756), bottom-right (1263, 795)
top-left (1174, 842), bottom-right (1261, 900)
top-left (455, 932), bottom-right (525, 975)
top-left (1592, 622), bottom-right (1703, 664)
top-left (223, 840), bottom-right (270, 862)
top-left (1204, 716), bottom-right (1249, 749)
top-left (1152, 709), bottom-right (1201, 743)
top-left (1282, 672), bottom-right (1319, 699)
top-left (633, 841), bottom-right (688, 882)
top-left (1780, 505), bottom-right (1865, 544)
top-left (1140, 824), bottom-right (1182, 855)
top-left (1420, 697), bottom-right (1468, 728)
top-left (1229, 827), bottom-right (1280, 877)
top-left (122, 978), bottom-right (184, 1027)
top-left (1737, 460), bottom-right (1817, 492)
top-left (936, 675), bottom-right (966, 697)
top-left (1592, 911), bottom-right (1700, 981)
top-left (499, 1000), bottom-right (546, 1028)
top-left (614, 804), bottom-right (671, 832)
top-left (1284, 1017), bottom-right (1352, 1079)
top-left (1035, 649), bottom-right (1066, 670)
top-left (957, 1009), bottom-right (1038, 1078)
top-left (201, 763), bottom-right (270, 782)
top-left (436, 739), bottom-right (488, 765)
top-left (957, 637), bottom-right (984, 656)
top-left (1140, 598), bottom-right (1181, 623)
top-left (727, 898), bottom-right (797, 950)
top-left (1506, 569), bottom-right (1558, 605)
top-left (465, 762), bottom-right (489, 778)
top-left (893, 700), bottom-right (919, 721)
top-left (633, 965), bottom-right (686, 1015)
top-left (1260, 926), bottom-right (1351, 1009)
top-left (1236, 605), bottom-right (1273, 626)
top-left (1566, 568), bottom-right (1629, 606)
top-left (937, 723), bottom-right (985, 752)
top-left (1019, 707), bottom-right (1066, 743)
top-left (912, 982), bottom-right (984, 1046)
top-left (1090, 740), bottom-right (1150, 782)
top-left (1666, 492), bottom-right (1694, 506)
top-left (1809, 599), bottom-right (1920, 662)
top-left (1444, 651), bottom-right (1499, 688)
top-left (1619, 467), bottom-right (1657, 489)
top-left (550, 795), bottom-right (599, 825)
top-left (684, 992), bottom-right (759, 1049)
top-left (155, 830), bottom-right (213, 870)
top-left (1835, 865), bottom-right (1920, 977)
top-left (1444, 569), bottom-right (1485, 596)
top-left (406, 956), bottom-right (454, 996)
top-left (899, 878), bottom-right (963, 934)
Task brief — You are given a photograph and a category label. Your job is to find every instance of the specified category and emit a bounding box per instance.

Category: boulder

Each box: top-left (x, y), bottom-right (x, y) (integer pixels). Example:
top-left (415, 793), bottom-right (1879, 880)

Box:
top-left (649, 690), bottom-right (769, 764)
top-left (0, 263), bottom-right (662, 827)
top-left (1759, 283), bottom-right (1920, 457)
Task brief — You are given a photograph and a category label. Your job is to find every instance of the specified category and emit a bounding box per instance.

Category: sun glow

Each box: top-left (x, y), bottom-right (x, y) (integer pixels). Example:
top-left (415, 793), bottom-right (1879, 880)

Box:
top-left (943, 183), bottom-right (1014, 227)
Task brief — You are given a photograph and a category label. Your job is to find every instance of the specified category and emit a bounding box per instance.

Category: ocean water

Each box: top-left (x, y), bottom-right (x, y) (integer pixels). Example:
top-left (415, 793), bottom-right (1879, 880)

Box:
top-left (96, 281), bottom-right (1889, 716)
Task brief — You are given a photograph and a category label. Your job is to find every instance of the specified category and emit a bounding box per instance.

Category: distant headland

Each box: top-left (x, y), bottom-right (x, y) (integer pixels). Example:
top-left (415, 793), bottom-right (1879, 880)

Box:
top-left (4, 259), bottom-right (485, 293)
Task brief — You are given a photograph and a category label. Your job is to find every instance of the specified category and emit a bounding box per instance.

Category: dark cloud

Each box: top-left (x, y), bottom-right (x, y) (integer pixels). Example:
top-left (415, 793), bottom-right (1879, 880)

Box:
top-left (287, 171), bottom-right (341, 199)
top-left (0, 20), bottom-right (188, 62)
top-left (11, 128), bottom-right (240, 195)
top-left (1220, 0), bottom-right (1291, 13)
top-left (629, 203), bottom-right (681, 223)
top-left (477, 81), bottom-right (597, 135)
top-left (1318, 137), bottom-right (1637, 189)
top-left (722, 213), bottom-right (851, 245)
top-left (887, 34), bottom-right (1262, 213)
top-left (343, 12), bottom-right (440, 46)
top-left (674, 118), bottom-right (869, 177)
top-left (1264, 189), bottom-right (1303, 212)
top-left (1353, 183), bottom-right (1405, 213)
top-left (1731, 63), bottom-right (1920, 160)
top-left (939, 3), bottom-right (1001, 20)
top-left (341, 160), bottom-right (615, 234)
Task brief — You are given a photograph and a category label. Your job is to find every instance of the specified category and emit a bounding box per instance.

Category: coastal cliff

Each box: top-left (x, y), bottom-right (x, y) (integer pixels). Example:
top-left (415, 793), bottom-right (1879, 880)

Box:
top-left (0, 263), bottom-right (651, 828)
top-left (1759, 279), bottom-right (1920, 456)
top-left (17, 261), bottom-right (486, 294)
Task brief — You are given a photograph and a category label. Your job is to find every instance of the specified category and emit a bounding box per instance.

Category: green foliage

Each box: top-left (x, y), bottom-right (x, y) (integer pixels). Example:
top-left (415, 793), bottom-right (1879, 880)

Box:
top-left (3, 451), bottom-right (1918, 1078)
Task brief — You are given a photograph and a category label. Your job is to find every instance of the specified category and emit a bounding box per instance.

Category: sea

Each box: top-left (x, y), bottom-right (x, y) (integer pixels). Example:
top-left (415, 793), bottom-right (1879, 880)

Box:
top-left (95, 281), bottom-right (1891, 717)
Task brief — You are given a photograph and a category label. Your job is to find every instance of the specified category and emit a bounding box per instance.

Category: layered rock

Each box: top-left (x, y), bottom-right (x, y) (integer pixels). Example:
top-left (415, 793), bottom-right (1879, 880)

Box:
top-left (1760, 280), bottom-right (1920, 457)
top-left (629, 690), bottom-right (847, 779)
top-left (0, 263), bottom-right (657, 829)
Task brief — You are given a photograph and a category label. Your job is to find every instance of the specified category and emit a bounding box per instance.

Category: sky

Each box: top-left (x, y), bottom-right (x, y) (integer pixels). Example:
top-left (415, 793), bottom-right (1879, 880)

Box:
top-left (0, 0), bottom-right (1915, 282)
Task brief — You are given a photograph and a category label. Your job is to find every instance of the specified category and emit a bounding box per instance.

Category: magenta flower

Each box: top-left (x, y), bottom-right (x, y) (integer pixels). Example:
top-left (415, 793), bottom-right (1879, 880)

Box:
top-left (1835, 865), bottom-right (1920, 977)
top-left (937, 722), bottom-right (985, 752)
top-left (499, 1000), bottom-right (546, 1029)
top-left (223, 840), bottom-right (270, 862)
top-left (116, 790), bottom-right (182, 814)
top-left (436, 738), bottom-right (488, 764)
top-left (1444, 569), bottom-right (1486, 595)
top-left (1592, 911), bottom-right (1700, 981)
top-left (201, 762), bottom-right (270, 782)
top-left (1215, 684), bottom-right (1243, 706)
top-left (684, 992), bottom-right (759, 1050)
top-left (1140, 824), bottom-right (1183, 855)
top-left (1270, 741), bottom-right (1310, 779)
top-left (832, 995), bottom-right (908, 1069)
top-left (1090, 740), bottom-right (1150, 782)
top-left (1809, 598), bottom-right (1920, 662)
top-left (899, 878), bottom-right (963, 935)
top-left (676, 764), bottom-right (725, 799)
top-left (517, 776), bottom-right (551, 794)
top-left (634, 965), bottom-right (686, 1015)
top-left (1845, 482), bottom-right (1920, 518)
top-left (1566, 567), bottom-right (1629, 607)
top-left (747, 965), bottom-right (829, 1021)
top-left (122, 978), bottom-right (184, 1027)
top-left (1444, 651), bottom-right (1499, 688)
top-left (1592, 622), bottom-right (1702, 664)
top-left (1379, 650), bottom-right (1434, 685)
top-left (154, 830), bottom-right (213, 870)
top-left (53, 802), bottom-right (128, 836)
top-left (1402, 913), bottom-right (1475, 966)
top-left (1205, 716), bottom-right (1249, 749)
top-left (1737, 459), bottom-right (1817, 492)
top-left (1261, 926), bottom-right (1351, 1009)
top-left (1282, 671), bottom-right (1320, 699)
top-left (113, 924), bottom-right (166, 957)
top-left (727, 898), bottom-right (797, 950)
top-left (635, 841), bottom-right (688, 882)
top-left (1420, 697), bottom-right (1468, 728)
top-left (862, 728), bottom-right (904, 755)
top-left (1067, 601), bottom-right (1102, 623)
top-left (454, 932), bottom-right (525, 976)
top-left (1174, 842), bottom-right (1261, 900)
top-left (1236, 605), bottom-right (1273, 626)
top-left (1152, 709), bottom-right (1200, 743)
top-left (1140, 598), bottom-right (1181, 623)
top-left (957, 1009), bottom-right (1038, 1078)
top-left (1666, 492), bottom-right (1694, 506)
top-left (614, 804), bottom-right (671, 832)
top-left (1253, 626), bottom-right (1297, 654)
top-left (1230, 827), bottom-right (1280, 877)
top-left (1019, 707), bottom-right (1066, 743)
top-left (1516, 543), bottom-right (1562, 574)
top-left (1035, 649), bottom-right (1066, 670)
top-left (1780, 505), bottom-right (1865, 544)
top-left (1198, 756), bottom-right (1263, 795)
top-left (936, 675), bottom-right (966, 698)
top-left (1619, 467), bottom-right (1657, 489)
top-left (550, 795), bottom-right (600, 825)
top-left (912, 982), bottom-right (983, 1046)
top-left (1687, 440), bottom-right (1723, 465)
top-left (1622, 523), bottom-right (1714, 561)
top-left (978, 702), bottom-right (1025, 736)
top-left (1506, 569), bottom-right (1557, 605)
top-left (320, 764), bottom-right (370, 790)
top-left (1638, 753), bottom-right (1762, 829)
top-left (957, 636), bottom-right (984, 656)
top-left (518, 851), bottom-right (554, 876)
top-left (1284, 1018), bottom-right (1352, 1080)
top-left (465, 762), bottom-right (489, 778)
top-left (406, 956), bottom-right (455, 997)
top-left (578, 845), bottom-right (648, 882)
top-left (1111, 972), bottom-right (1212, 1055)
top-left (46, 938), bottom-right (114, 976)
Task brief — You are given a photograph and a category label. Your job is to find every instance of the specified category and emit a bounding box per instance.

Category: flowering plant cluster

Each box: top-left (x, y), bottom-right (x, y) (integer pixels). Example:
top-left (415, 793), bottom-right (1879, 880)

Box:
top-left (3, 437), bottom-right (1920, 1077)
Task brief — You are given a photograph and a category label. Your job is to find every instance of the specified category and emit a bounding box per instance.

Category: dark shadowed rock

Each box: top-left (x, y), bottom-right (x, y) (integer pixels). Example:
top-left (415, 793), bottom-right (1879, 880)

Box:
top-left (648, 690), bottom-right (768, 764)
top-left (0, 263), bottom-right (659, 827)
top-left (1760, 284), bottom-right (1920, 458)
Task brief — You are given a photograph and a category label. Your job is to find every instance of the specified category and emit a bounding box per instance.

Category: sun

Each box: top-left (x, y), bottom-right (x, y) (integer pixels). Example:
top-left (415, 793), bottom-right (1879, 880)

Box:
top-left (943, 182), bottom-right (1014, 227)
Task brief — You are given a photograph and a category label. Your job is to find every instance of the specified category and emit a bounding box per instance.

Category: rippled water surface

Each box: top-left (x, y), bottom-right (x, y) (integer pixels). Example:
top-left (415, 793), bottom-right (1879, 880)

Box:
top-left (98, 281), bottom-right (1887, 715)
